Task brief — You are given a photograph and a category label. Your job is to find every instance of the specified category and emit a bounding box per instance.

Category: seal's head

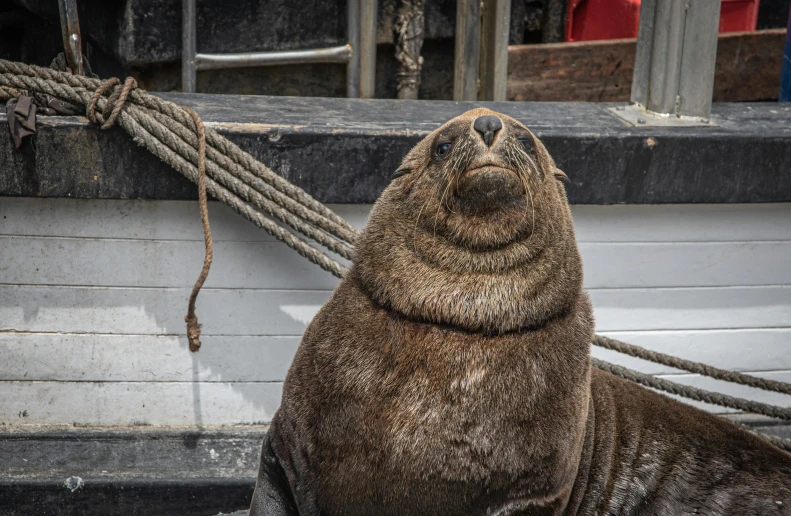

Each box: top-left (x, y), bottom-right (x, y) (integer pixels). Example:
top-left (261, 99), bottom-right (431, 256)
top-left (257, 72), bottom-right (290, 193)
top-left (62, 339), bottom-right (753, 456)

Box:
top-left (355, 108), bottom-right (590, 335)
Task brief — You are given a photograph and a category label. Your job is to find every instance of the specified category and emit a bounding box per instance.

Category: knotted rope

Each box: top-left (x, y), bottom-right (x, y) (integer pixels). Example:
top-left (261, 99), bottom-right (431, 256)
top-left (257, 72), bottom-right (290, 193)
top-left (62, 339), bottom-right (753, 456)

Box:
top-left (1, 59), bottom-right (789, 452)
top-left (85, 75), bottom-right (213, 351)
top-left (182, 107), bottom-right (212, 352)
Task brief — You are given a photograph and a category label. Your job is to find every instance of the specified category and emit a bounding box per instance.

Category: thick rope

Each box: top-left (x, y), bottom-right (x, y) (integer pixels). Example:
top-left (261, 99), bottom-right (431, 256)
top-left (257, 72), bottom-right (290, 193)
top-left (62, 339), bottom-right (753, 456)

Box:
top-left (594, 335), bottom-right (791, 396)
top-left (592, 359), bottom-right (791, 420)
top-left (182, 107), bottom-right (212, 352)
top-left (0, 60), bottom-right (356, 250)
top-left (3, 59), bottom-right (791, 453)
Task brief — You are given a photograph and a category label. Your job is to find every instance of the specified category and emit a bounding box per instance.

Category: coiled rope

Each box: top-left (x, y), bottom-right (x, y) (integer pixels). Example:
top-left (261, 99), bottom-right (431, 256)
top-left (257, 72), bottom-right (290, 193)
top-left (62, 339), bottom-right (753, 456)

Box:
top-left (1, 59), bottom-right (789, 452)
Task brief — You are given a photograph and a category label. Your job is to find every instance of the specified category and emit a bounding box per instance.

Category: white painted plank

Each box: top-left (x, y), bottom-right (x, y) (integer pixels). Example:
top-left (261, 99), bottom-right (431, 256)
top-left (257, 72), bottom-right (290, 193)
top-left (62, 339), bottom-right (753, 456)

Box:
top-left (0, 333), bottom-right (299, 382)
top-left (0, 285), bottom-right (787, 335)
top-left (3, 237), bottom-right (788, 289)
top-left (593, 328), bottom-right (791, 375)
top-left (589, 286), bottom-right (791, 332)
top-left (2, 199), bottom-right (790, 244)
top-left (0, 236), bottom-right (341, 290)
top-left (571, 203), bottom-right (791, 242)
top-left (0, 198), bottom-right (369, 241)
top-left (0, 381), bottom-right (282, 426)
top-left (1, 372), bottom-right (788, 426)
top-left (3, 329), bottom-right (789, 383)
top-left (0, 285), bottom-right (331, 335)
top-left (580, 241), bottom-right (791, 288)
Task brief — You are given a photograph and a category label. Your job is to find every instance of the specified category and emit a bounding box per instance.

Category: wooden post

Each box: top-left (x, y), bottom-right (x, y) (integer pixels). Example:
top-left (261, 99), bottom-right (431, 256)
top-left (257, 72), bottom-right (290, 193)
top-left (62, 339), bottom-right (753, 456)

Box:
top-left (453, 0), bottom-right (481, 101)
top-left (359, 0), bottom-right (378, 98)
top-left (479, 0), bottom-right (511, 101)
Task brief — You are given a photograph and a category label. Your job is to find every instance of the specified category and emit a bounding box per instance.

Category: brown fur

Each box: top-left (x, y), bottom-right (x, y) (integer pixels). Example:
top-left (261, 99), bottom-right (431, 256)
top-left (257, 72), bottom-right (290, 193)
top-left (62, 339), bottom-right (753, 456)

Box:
top-left (250, 109), bottom-right (791, 516)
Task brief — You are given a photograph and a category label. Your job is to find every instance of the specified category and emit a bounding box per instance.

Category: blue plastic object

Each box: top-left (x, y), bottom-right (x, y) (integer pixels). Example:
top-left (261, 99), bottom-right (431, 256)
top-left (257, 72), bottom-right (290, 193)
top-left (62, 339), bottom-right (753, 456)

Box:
top-left (781, 7), bottom-right (791, 101)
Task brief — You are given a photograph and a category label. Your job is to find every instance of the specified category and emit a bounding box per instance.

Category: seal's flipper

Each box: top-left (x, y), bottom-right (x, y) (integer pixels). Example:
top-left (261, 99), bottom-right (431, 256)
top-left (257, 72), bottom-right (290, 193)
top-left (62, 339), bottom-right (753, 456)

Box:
top-left (249, 431), bottom-right (298, 516)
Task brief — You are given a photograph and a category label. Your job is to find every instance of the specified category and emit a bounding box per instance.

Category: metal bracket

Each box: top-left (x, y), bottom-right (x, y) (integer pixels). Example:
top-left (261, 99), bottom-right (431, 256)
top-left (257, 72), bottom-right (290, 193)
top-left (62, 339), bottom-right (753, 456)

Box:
top-left (57, 0), bottom-right (85, 76)
top-left (609, 103), bottom-right (717, 127)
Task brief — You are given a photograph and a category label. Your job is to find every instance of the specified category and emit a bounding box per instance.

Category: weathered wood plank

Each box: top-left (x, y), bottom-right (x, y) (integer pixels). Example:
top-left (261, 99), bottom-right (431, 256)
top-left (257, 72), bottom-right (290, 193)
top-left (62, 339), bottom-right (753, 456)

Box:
top-left (0, 381), bottom-right (282, 426)
top-left (507, 29), bottom-right (788, 102)
top-left (3, 329), bottom-right (789, 382)
top-left (0, 334), bottom-right (299, 382)
top-left (2, 371), bottom-right (789, 426)
top-left (2, 199), bottom-right (790, 243)
top-left (581, 241), bottom-right (791, 288)
top-left (0, 237), bottom-right (342, 290)
top-left (0, 286), bottom-right (332, 336)
top-left (0, 199), bottom-right (370, 242)
top-left (2, 237), bottom-right (788, 289)
top-left (2, 98), bottom-right (791, 204)
top-left (571, 203), bottom-right (791, 243)
top-left (590, 286), bottom-right (791, 332)
top-left (0, 285), bottom-right (788, 335)
top-left (593, 329), bottom-right (791, 375)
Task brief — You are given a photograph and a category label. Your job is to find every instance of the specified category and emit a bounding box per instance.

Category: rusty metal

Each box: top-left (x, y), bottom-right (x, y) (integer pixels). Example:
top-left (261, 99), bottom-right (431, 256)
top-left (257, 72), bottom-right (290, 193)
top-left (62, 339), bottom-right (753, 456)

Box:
top-left (347, 0), bottom-right (361, 98)
top-left (57, 0), bottom-right (85, 76)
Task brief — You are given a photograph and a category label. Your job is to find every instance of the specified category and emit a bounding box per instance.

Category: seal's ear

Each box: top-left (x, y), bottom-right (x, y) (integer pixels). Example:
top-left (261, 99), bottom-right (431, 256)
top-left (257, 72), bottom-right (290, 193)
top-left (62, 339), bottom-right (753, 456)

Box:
top-left (391, 166), bottom-right (410, 180)
top-left (553, 169), bottom-right (570, 184)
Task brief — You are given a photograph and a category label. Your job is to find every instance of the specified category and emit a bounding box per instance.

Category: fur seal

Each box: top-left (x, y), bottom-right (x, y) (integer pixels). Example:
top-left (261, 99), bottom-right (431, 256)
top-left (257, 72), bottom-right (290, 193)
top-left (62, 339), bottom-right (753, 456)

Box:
top-left (250, 108), bottom-right (791, 515)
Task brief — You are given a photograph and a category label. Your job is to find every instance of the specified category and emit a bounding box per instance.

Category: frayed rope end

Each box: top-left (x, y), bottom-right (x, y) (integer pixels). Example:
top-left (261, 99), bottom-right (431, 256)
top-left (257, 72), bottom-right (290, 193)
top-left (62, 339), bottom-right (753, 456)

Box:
top-left (185, 313), bottom-right (202, 352)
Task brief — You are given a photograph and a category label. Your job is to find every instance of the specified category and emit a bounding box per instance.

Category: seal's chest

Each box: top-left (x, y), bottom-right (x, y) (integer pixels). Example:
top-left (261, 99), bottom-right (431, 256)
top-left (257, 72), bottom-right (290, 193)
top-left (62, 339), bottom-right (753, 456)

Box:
top-left (341, 333), bottom-right (538, 484)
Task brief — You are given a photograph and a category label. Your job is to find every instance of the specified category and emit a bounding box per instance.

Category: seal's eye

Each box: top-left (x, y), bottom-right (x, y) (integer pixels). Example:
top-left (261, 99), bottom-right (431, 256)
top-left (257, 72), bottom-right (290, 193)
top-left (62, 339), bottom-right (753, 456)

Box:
top-left (435, 142), bottom-right (452, 157)
top-left (517, 136), bottom-right (533, 153)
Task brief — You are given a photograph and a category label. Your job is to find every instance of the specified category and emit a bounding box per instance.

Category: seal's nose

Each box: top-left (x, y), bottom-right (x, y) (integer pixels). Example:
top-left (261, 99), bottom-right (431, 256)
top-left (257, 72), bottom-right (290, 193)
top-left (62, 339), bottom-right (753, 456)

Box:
top-left (473, 115), bottom-right (502, 147)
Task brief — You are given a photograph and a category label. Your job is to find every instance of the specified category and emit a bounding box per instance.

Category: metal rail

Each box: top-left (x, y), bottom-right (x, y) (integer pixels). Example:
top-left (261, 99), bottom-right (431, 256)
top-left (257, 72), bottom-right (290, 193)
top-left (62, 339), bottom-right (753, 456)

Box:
top-left (181, 0), bottom-right (374, 98)
top-left (195, 46), bottom-right (352, 71)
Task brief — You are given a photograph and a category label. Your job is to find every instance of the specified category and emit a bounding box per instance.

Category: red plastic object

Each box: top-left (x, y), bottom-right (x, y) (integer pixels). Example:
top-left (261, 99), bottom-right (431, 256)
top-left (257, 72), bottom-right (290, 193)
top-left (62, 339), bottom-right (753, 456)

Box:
top-left (565, 0), bottom-right (761, 42)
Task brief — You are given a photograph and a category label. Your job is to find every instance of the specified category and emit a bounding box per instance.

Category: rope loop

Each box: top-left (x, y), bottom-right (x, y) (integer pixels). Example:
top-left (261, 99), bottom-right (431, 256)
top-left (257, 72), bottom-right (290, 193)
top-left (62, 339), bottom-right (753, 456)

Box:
top-left (85, 76), bottom-right (138, 129)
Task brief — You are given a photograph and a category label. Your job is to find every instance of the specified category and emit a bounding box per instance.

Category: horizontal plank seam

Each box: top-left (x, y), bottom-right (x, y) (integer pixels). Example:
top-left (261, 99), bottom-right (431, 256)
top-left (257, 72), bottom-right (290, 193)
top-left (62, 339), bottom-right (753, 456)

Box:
top-left (4, 373), bottom-right (791, 384)
top-left (0, 284), bottom-right (336, 292)
top-left (1, 328), bottom-right (790, 336)
top-left (0, 234), bottom-right (332, 245)
top-left (1, 284), bottom-right (788, 291)
top-left (0, 331), bottom-right (301, 337)
top-left (1, 284), bottom-right (790, 292)
top-left (2, 234), bottom-right (791, 245)
top-left (0, 380), bottom-right (284, 385)
top-left (0, 328), bottom-right (789, 337)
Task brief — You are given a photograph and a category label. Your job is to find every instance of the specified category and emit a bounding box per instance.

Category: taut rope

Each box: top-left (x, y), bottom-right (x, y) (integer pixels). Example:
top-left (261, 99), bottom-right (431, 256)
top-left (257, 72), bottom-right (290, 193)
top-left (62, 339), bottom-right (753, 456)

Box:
top-left (1, 59), bottom-right (789, 452)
